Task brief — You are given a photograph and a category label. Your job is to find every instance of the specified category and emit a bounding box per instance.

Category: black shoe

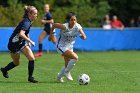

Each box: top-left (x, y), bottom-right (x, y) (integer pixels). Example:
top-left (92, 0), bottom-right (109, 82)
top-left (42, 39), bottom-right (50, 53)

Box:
top-left (1, 68), bottom-right (9, 78)
top-left (28, 77), bottom-right (38, 83)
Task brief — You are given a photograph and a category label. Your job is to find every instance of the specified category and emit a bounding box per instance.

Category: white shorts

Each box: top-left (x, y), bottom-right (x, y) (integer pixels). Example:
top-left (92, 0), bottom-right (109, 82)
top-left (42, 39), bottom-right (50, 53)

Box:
top-left (57, 45), bottom-right (73, 54)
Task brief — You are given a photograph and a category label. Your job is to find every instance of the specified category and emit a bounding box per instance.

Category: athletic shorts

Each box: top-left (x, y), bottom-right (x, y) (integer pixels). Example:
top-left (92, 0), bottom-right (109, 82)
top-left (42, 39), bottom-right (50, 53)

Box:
top-left (43, 28), bottom-right (56, 35)
top-left (57, 45), bottom-right (73, 54)
top-left (8, 43), bottom-right (27, 53)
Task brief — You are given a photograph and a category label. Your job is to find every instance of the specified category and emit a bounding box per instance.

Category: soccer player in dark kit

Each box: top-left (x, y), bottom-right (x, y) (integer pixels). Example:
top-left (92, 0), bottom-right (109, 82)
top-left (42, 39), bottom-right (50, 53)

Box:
top-left (34, 4), bottom-right (57, 57)
top-left (1, 5), bottom-right (38, 83)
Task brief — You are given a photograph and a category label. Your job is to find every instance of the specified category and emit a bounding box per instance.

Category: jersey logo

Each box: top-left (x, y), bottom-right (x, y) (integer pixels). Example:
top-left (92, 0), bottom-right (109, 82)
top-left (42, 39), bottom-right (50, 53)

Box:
top-left (12, 34), bottom-right (19, 43)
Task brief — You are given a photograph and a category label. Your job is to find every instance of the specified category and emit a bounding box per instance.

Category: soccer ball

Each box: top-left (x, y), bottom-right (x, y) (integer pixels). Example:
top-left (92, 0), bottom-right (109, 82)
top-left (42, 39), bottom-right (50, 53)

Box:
top-left (78, 73), bottom-right (90, 85)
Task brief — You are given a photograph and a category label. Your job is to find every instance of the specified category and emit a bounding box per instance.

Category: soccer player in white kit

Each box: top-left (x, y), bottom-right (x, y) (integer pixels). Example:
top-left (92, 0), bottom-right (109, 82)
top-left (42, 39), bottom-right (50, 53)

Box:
top-left (49, 12), bottom-right (86, 83)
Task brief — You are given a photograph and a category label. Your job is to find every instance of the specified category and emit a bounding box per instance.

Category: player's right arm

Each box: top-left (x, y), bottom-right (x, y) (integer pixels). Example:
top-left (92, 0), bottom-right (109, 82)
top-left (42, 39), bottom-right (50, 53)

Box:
top-left (41, 19), bottom-right (54, 24)
top-left (19, 30), bottom-right (35, 46)
top-left (48, 23), bottom-right (66, 41)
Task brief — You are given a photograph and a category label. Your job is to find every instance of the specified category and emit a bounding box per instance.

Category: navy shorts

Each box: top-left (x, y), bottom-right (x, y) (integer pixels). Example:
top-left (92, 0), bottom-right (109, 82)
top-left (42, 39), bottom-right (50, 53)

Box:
top-left (8, 42), bottom-right (26, 53)
top-left (44, 28), bottom-right (51, 35)
top-left (43, 28), bottom-right (56, 35)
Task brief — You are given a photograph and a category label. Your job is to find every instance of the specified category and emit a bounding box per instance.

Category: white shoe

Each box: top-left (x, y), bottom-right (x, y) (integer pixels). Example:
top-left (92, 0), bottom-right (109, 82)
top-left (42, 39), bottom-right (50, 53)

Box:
top-left (56, 73), bottom-right (64, 83)
top-left (56, 77), bottom-right (64, 83)
top-left (64, 72), bottom-right (73, 81)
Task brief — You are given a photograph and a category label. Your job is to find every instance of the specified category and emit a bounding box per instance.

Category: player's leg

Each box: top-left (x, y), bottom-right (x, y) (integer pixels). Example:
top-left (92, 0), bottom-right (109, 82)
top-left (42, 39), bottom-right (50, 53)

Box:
top-left (35, 31), bottom-right (47, 57)
top-left (63, 50), bottom-right (78, 71)
top-left (56, 55), bottom-right (72, 82)
top-left (64, 56), bottom-right (73, 80)
top-left (56, 66), bottom-right (65, 83)
top-left (38, 31), bottom-right (47, 52)
top-left (56, 46), bottom-right (77, 81)
top-left (22, 46), bottom-right (38, 83)
top-left (49, 29), bottom-right (57, 44)
top-left (51, 35), bottom-right (57, 44)
top-left (64, 56), bottom-right (70, 67)
top-left (62, 50), bottom-right (78, 80)
top-left (1, 53), bottom-right (20, 78)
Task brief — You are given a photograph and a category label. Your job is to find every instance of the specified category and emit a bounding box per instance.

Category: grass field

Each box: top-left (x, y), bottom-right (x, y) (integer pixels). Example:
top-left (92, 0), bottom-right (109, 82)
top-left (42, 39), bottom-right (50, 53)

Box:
top-left (0, 51), bottom-right (140, 93)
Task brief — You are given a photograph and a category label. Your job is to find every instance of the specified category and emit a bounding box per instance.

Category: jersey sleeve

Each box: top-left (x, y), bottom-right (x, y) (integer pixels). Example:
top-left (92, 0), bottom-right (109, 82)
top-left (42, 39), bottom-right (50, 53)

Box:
top-left (21, 22), bottom-right (30, 31)
top-left (46, 13), bottom-right (53, 20)
top-left (77, 23), bottom-right (83, 31)
top-left (63, 23), bottom-right (68, 30)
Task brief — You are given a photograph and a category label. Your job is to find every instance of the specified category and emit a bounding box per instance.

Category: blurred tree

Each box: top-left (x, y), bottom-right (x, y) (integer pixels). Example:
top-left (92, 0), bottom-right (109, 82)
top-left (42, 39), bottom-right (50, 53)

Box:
top-left (0, 0), bottom-right (23, 26)
top-left (55, 0), bottom-right (71, 6)
top-left (1, 0), bottom-right (140, 27)
top-left (0, 0), bottom-right (8, 7)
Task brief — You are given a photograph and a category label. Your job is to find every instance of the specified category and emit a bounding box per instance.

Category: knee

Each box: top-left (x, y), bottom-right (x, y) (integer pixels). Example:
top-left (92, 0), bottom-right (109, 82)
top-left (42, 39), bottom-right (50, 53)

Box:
top-left (53, 41), bottom-right (56, 44)
top-left (74, 56), bottom-right (78, 61)
top-left (38, 37), bottom-right (43, 43)
top-left (38, 39), bottom-right (42, 43)
top-left (52, 38), bottom-right (57, 44)
top-left (72, 53), bottom-right (78, 61)
top-left (13, 61), bottom-right (20, 66)
top-left (29, 57), bottom-right (35, 61)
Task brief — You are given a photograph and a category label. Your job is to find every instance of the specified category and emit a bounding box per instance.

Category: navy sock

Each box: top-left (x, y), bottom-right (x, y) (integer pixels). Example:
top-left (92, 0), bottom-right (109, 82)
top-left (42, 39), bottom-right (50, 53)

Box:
top-left (39, 44), bottom-right (42, 52)
top-left (4, 62), bottom-right (16, 71)
top-left (28, 60), bottom-right (34, 78)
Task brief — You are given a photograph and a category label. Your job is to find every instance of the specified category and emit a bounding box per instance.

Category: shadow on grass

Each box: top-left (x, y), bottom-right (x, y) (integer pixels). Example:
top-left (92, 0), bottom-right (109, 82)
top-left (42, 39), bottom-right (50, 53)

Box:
top-left (0, 80), bottom-right (29, 83)
top-left (0, 80), bottom-right (59, 84)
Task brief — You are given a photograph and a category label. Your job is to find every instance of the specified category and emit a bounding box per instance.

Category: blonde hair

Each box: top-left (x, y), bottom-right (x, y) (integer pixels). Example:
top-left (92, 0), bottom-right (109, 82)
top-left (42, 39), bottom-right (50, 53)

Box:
top-left (44, 4), bottom-right (49, 7)
top-left (23, 5), bottom-right (37, 18)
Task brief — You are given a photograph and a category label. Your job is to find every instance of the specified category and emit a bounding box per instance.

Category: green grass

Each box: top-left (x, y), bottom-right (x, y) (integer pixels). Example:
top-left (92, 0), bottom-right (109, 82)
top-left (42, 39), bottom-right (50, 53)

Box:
top-left (0, 51), bottom-right (140, 93)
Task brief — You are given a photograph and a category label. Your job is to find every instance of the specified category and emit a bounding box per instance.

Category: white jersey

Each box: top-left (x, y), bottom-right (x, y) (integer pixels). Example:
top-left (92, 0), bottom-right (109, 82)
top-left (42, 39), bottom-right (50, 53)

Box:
top-left (57, 23), bottom-right (82, 47)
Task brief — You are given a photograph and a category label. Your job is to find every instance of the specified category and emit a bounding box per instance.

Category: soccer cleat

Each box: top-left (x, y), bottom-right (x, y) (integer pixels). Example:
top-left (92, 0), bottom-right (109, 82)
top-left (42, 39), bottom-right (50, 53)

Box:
top-left (1, 68), bottom-right (9, 78)
top-left (56, 73), bottom-right (64, 83)
top-left (56, 77), bottom-right (64, 83)
top-left (28, 77), bottom-right (38, 83)
top-left (34, 52), bottom-right (43, 57)
top-left (64, 72), bottom-right (73, 81)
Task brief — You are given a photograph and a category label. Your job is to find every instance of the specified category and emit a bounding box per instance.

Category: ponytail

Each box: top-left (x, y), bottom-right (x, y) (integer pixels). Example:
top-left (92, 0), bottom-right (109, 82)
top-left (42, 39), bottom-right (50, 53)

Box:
top-left (23, 5), bottom-right (37, 18)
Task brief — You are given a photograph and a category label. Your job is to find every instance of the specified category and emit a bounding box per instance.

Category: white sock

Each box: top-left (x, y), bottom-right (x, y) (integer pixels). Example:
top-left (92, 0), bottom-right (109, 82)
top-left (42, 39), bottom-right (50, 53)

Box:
top-left (65, 59), bottom-right (77, 73)
top-left (58, 66), bottom-right (65, 78)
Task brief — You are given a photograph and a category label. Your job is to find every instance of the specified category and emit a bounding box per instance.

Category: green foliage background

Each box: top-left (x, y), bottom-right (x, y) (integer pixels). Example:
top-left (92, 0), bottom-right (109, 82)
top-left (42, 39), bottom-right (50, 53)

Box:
top-left (0, 0), bottom-right (140, 27)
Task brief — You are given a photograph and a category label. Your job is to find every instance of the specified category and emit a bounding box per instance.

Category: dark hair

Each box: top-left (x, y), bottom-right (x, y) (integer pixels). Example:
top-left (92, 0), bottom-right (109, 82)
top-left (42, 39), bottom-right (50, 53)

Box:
top-left (65, 12), bottom-right (76, 21)
top-left (23, 5), bottom-right (37, 18)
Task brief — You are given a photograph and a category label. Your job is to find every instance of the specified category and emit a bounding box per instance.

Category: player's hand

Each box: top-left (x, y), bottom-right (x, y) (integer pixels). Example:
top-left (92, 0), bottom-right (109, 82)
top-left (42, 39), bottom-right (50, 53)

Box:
top-left (30, 40), bottom-right (35, 46)
top-left (41, 20), bottom-right (46, 24)
top-left (48, 35), bottom-right (52, 41)
top-left (28, 42), bottom-right (31, 47)
top-left (80, 34), bottom-right (86, 40)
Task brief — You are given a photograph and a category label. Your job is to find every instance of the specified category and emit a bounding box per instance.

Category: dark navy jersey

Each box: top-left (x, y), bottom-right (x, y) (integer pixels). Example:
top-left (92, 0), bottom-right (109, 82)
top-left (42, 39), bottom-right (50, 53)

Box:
top-left (8, 18), bottom-right (32, 53)
top-left (43, 12), bottom-right (53, 31)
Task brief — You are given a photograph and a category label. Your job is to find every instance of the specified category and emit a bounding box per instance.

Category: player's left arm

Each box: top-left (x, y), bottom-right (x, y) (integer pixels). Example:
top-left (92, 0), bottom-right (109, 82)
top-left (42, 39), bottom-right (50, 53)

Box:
top-left (79, 29), bottom-right (86, 40)
top-left (19, 30), bottom-right (35, 46)
top-left (41, 13), bottom-right (54, 24)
